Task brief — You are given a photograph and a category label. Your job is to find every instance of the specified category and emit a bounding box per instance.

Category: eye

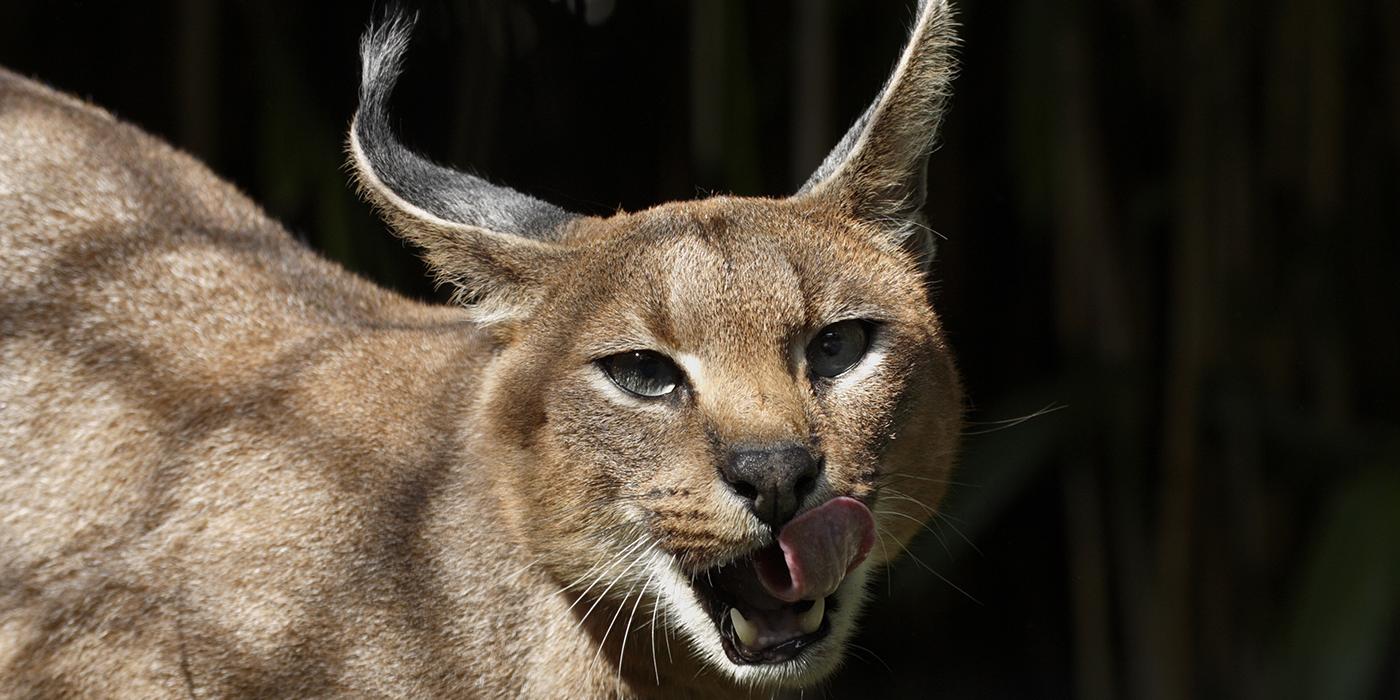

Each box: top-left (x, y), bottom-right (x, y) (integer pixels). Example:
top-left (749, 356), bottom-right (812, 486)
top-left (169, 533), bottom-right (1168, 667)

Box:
top-left (598, 351), bottom-right (681, 398)
top-left (806, 320), bottom-right (871, 378)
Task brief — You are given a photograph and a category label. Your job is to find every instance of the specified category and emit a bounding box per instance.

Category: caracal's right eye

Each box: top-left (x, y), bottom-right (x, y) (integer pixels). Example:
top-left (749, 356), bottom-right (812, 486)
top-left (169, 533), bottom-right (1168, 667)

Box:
top-left (598, 351), bottom-right (681, 398)
top-left (806, 319), bottom-right (872, 378)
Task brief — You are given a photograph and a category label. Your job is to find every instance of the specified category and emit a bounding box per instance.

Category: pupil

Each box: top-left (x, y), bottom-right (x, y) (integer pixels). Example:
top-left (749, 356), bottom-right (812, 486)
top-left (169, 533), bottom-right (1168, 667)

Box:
top-left (638, 355), bottom-right (658, 379)
top-left (821, 334), bottom-right (842, 357)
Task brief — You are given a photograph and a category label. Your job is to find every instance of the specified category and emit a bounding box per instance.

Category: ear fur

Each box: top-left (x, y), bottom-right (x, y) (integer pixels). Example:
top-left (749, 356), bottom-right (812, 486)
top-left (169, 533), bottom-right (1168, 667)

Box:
top-left (797, 0), bottom-right (958, 267)
top-left (347, 12), bottom-right (571, 323)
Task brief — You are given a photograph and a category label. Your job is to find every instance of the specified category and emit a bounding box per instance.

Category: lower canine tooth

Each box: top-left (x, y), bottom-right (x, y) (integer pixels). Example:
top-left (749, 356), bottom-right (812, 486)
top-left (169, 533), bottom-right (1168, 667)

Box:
top-left (799, 597), bottom-right (825, 634)
top-left (730, 608), bottom-right (759, 647)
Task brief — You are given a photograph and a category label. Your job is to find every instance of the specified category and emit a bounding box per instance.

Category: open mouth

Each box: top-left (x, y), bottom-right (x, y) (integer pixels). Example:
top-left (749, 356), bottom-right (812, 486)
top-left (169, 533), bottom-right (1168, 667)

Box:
top-left (688, 496), bottom-right (875, 665)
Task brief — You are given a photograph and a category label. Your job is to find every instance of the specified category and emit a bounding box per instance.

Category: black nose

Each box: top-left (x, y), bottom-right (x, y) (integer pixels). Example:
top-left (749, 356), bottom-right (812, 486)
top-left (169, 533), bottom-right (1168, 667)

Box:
top-left (722, 443), bottom-right (822, 527)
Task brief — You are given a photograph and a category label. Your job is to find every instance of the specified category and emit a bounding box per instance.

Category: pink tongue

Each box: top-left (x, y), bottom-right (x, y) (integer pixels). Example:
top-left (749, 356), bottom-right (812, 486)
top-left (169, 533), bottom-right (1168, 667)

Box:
top-left (755, 496), bottom-right (875, 603)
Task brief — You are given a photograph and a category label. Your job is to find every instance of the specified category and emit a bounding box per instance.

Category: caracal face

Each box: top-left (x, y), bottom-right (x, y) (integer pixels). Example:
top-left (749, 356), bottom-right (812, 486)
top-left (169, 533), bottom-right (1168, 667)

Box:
top-left (346, 0), bottom-right (962, 688)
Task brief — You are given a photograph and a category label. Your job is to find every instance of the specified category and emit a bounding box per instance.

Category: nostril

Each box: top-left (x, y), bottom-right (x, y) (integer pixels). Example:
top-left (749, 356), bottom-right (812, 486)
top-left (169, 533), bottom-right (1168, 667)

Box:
top-left (793, 473), bottom-right (816, 500)
top-left (730, 480), bottom-right (758, 502)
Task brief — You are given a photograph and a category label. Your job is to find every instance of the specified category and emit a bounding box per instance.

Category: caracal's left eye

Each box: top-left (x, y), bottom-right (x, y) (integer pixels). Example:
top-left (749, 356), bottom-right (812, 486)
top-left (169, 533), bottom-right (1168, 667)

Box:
top-left (599, 350), bottom-right (681, 398)
top-left (806, 320), bottom-right (871, 378)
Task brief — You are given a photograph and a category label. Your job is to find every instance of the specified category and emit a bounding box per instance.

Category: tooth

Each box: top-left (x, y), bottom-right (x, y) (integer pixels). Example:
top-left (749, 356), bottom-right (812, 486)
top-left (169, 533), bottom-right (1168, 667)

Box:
top-left (799, 597), bottom-right (825, 634)
top-left (730, 608), bottom-right (759, 648)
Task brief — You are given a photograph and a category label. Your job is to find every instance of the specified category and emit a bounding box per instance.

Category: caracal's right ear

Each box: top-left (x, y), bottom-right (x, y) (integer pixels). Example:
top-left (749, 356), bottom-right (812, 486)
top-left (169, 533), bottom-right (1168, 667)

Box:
top-left (795, 0), bottom-right (958, 271)
top-left (348, 12), bottom-right (577, 325)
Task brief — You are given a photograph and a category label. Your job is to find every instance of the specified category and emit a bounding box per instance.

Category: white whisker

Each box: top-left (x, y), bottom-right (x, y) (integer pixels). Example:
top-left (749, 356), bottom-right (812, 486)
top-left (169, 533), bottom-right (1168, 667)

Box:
top-left (877, 472), bottom-right (981, 489)
top-left (645, 565), bottom-right (662, 685)
top-left (876, 508), bottom-right (953, 558)
top-left (961, 403), bottom-right (1065, 435)
top-left (878, 487), bottom-right (982, 554)
top-left (873, 528), bottom-right (895, 597)
top-left (933, 511), bottom-right (982, 556)
top-left (847, 642), bottom-right (893, 675)
top-left (878, 524), bottom-right (981, 605)
top-left (568, 532), bottom-right (649, 621)
top-left (501, 557), bottom-right (541, 584)
top-left (878, 489), bottom-right (936, 514)
top-left (616, 553), bottom-right (656, 681)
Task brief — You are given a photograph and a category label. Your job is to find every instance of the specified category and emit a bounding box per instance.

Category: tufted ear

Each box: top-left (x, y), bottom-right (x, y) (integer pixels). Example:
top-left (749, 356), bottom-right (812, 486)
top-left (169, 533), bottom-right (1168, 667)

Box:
top-left (796, 0), bottom-right (958, 268)
top-left (347, 13), bottom-right (575, 323)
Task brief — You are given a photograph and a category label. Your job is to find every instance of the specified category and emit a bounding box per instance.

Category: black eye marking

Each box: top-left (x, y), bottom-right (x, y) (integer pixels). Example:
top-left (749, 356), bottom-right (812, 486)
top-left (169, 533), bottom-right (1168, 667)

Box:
top-left (806, 320), bottom-right (872, 379)
top-left (598, 350), bottom-right (681, 398)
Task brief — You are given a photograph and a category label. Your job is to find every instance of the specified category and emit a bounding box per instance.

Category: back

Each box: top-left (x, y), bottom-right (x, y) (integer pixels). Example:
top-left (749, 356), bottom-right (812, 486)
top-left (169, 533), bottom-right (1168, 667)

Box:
top-left (0, 68), bottom-right (485, 696)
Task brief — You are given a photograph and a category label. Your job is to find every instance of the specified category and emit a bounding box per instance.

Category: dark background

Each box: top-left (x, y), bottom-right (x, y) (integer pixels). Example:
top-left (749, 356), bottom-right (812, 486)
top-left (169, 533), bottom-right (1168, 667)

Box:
top-left (3, 1), bottom-right (1397, 697)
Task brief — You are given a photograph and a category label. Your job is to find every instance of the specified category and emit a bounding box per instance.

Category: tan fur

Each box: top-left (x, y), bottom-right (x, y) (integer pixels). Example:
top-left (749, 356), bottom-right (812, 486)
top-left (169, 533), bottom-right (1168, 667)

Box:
top-left (1, 4), bottom-right (962, 697)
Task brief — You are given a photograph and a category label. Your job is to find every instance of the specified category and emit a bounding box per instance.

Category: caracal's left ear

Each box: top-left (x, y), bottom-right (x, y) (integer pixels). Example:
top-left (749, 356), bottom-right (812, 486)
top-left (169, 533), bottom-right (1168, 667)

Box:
top-left (795, 0), bottom-right (958, 269)
top-left (348, 12), bottom-right (578, 324)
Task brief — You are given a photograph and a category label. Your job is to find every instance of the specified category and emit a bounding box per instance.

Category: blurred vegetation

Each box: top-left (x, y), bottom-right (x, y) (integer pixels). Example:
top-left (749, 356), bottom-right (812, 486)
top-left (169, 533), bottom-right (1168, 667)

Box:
top-left (2, 0), bottom-right (1396, 697)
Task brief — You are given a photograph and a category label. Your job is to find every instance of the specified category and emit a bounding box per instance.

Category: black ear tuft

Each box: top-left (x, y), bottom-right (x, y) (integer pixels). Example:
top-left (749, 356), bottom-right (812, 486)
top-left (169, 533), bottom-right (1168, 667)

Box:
top-left (350, 10), bottom-right (577, 239)
top-left (796, 0), bottom-right (959, 268)
top-left (348, 11), bottom-right (574, 325)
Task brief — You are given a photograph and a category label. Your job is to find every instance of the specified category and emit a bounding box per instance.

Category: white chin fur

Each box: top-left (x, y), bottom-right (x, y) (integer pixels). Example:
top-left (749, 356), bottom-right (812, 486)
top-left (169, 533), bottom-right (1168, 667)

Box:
top-left (647, 555), bottom-right (874, 688)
